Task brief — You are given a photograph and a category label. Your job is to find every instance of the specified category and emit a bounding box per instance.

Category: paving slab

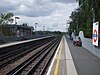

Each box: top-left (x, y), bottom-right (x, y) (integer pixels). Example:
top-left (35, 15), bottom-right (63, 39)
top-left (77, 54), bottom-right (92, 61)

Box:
top-left (66, 37), bottom-right (100, 75)
top-left (47, 36), bottom-right (77, 75)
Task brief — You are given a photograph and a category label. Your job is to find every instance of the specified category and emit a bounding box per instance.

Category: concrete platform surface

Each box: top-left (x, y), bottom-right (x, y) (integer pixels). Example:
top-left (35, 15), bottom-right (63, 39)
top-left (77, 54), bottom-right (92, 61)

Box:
top-left (47, 36), bottom-right (100, 75)
top-left (66, 37), bottom-right (100, 75)
top-left (47, 36), bottom-right (77, 75)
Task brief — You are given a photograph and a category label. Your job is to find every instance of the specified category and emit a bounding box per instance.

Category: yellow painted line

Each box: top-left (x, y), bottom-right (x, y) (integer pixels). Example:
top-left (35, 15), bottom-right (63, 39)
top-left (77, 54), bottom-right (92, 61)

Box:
top-left (54, 42), bottom-right (63, 75)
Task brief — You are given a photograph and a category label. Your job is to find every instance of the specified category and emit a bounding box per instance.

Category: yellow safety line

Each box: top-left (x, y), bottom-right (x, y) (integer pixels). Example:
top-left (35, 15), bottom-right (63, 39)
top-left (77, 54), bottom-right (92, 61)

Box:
top-left (54, 42), bottom-right (63, 75)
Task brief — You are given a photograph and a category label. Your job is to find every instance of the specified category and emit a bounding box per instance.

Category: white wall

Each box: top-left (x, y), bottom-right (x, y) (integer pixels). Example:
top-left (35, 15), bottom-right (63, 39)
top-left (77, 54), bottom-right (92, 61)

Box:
top-left (79, 31), bottom-right (100, 58)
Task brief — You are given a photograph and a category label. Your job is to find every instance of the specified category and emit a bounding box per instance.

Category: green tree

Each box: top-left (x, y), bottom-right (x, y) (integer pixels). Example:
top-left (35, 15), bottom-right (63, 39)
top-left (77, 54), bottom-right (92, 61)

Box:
top-left (69, 0), bottom-right (100, 38)
top-left (0, 12), bottom-right (14, 35)
top-left (0, 12), bottom-right (14, 25)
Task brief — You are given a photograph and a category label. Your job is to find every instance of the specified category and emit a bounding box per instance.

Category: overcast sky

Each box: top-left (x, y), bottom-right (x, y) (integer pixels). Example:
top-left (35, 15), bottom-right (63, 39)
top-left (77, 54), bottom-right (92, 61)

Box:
top-left (0, 0), bottom-right (78, 32)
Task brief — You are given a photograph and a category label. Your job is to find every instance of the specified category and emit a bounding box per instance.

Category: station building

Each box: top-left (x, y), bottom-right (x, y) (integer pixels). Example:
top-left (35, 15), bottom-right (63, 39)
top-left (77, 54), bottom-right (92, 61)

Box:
top-left (0, 23), bottom-right (34, 37)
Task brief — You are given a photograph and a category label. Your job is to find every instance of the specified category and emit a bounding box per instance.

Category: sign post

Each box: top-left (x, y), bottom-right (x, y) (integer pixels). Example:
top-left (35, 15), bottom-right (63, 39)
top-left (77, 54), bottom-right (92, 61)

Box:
top-left (93, 22), bottom-right (99, 46)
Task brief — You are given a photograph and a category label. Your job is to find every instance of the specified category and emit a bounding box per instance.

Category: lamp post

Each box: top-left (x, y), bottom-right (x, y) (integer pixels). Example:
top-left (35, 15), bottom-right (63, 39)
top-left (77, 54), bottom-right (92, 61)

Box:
top-left (47, 27), bottom-right (50, 34)
top-left (43, 26), bottom-right (45, 35)
top-left (66, 20), bottom-right (69, 33)
top-left (15, 17), bottom-right (20, 25)
top-left (43, 26), bottom-right (45, 31)
top-left (92, 8), bottom-right (95, 23)
top-left (35, 23), bottom-right (38, 36)
top-left (35, 23), bottom-right (38, 32)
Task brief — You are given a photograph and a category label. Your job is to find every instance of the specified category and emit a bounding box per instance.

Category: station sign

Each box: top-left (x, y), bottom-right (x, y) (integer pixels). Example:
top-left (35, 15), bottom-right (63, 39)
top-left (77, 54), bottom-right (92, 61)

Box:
top-left (93, 22), bottom-right (99, 46)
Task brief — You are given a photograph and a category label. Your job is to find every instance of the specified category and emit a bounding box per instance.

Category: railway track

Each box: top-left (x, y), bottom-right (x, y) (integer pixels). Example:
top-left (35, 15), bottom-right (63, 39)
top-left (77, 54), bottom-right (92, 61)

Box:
top-left (0, 37), bottom-right (55, 68)
top-left (5, 36), bottom-right (61, 75)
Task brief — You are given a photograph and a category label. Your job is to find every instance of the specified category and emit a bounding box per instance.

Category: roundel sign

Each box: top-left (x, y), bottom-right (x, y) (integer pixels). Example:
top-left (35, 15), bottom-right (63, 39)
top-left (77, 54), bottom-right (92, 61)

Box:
top-left (93, 22), bottom-right (99, 46)
top-left (93, 29), bottom-right (97, 42)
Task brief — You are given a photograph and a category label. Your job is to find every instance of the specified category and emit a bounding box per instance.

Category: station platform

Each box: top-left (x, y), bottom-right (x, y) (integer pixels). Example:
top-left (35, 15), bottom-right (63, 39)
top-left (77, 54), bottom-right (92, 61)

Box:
top-left (47, 36), bottom-right (100, 75)
top-left (47, 36), bottom-right (77, 75)
top-left (0, 36), bottom-right (52, 48)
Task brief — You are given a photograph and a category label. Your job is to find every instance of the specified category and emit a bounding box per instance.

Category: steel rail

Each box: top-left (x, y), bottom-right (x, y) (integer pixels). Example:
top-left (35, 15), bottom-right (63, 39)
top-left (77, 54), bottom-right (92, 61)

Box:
top-left (0, 37), bottom-right (55, 68)
top-left (27, 37), bottom-right (61, 75)
top-left (5, 37), bottom-right (59, 75)
top-left (39, 38), bottom-right (61, 75)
